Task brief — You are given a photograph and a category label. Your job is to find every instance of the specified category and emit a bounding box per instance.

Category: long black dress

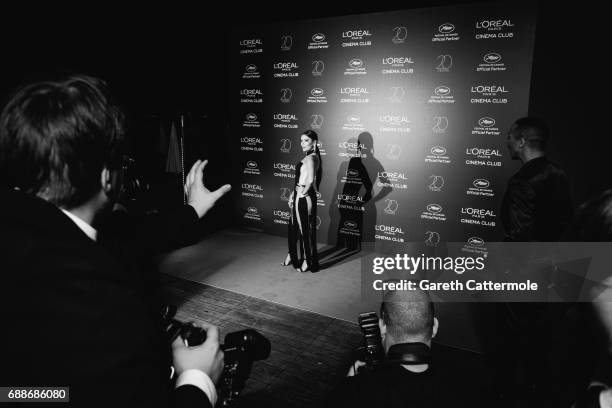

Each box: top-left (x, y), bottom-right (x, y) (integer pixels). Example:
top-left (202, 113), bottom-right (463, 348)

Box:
top-left (287, 156), bottom-right (319, 271)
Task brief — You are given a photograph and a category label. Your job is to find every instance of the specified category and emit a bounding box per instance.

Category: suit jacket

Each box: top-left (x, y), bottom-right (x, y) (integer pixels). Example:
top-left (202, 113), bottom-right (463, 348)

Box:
top-left (0, 188), bottom-right (211, 408)
top-left (325, 363), bottom-right (487, 408)
top-left (500, 156), bottom-right (573, 241)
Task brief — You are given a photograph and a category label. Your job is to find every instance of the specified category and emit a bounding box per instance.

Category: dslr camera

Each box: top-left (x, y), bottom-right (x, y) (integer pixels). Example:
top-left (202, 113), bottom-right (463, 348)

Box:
top-left (355, 311), bottom-right (431, 373)
top-left (355, 311), bottom-right (386, 371)
top-left (161, 305), bottom-right (271, 407)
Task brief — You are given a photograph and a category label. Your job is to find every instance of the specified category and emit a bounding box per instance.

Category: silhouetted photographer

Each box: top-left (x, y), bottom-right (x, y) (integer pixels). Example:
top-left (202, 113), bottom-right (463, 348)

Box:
top-left (0, 75), bottom-right (231, 407)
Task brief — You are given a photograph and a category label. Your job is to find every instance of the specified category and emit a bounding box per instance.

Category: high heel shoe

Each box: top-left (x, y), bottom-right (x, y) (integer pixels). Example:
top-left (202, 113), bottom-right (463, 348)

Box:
top-left (281, 254), bottom-right (293, 267)
top-left (299, 261), bottom-right (310, 272)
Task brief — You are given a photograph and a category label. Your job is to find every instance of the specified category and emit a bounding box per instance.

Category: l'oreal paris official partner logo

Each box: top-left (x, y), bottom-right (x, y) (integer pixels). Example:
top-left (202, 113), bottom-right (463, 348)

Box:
top-left (375, 223), bottom-right (405, 243)
top-left (377, 171), bottom-right (408, 189)
top-left (241, 183), bottom-right (263, 199)
top-left (339, 87), bottom-right (370, 104)
top-left (273, 113), bottom-right (299, 129)
top-left (381, 56), bottom-right (414, 75)
top-left (273, 61), bottom-right (299, 78)
top-left (470, 85), bottom-right (509, 104)
top-left (475, 19), bottom-right (515, 39)
top-left (379, 115), bottom-right (410, 133)
top-left (465, 146), bottom-right (502, 167)
top-left (341, 29), bottom-right (372, 48)
top-left (273, 162), bottom-right (296, 179)
top-left (240, 89), bottom-right (263, 103)
top-left (239, 38), bottom-right (263, 54)
top-left (338, 140), bottom-right (367, 159)
top-left (337, 194), bottom-right (367, 212)
top-left (460, 207), bottom-right (497, 227)
top-left (273, 209), bottom-right (291, 225)
top-left (240, 136), bottom-right (263, 152)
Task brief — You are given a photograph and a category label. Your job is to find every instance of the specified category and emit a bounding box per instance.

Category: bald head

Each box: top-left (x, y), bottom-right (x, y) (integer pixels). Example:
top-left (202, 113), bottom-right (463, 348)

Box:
top-left (380, 287), bottom-right (435, 342)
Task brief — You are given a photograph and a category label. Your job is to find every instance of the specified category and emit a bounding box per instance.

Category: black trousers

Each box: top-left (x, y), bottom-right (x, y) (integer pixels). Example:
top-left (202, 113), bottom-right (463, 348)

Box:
top-left (288, 194), bottom-right (319, 271)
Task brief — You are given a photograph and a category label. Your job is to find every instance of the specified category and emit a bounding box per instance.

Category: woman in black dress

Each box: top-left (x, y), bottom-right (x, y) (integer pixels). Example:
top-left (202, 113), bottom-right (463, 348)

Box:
top-left (282, 130), bottom-right (321, 272)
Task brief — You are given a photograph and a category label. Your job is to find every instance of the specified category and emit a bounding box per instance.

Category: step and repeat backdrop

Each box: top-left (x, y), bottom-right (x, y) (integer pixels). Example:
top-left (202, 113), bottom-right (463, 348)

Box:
top-left (230, 2), bottom-right (536, 251)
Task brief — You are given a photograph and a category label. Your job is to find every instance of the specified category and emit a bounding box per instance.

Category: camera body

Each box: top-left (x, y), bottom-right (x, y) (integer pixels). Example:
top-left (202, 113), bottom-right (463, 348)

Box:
top-left (356, 311), bottom-right (386, 369)
top-left (161, 305), bottom-right (271, 407)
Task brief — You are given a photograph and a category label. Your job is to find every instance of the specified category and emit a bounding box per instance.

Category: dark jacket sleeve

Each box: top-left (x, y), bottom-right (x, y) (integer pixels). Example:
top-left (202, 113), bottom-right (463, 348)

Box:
top-left (173, 385), bottom-right (212, 408)
top-left (99, 205), bottom-right (200, 257)
top-left (504, 179), bottom-right (537, 241)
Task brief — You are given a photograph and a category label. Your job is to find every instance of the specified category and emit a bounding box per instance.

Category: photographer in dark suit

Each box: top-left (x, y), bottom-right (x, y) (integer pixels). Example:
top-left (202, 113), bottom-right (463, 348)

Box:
top-left (326, 288), bottom-right (442, 408)
top-left (0, 75), bottom-right (230, 407)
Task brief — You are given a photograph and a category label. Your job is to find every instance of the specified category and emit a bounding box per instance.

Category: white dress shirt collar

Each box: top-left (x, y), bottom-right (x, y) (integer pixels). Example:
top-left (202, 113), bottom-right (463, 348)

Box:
top-left (61, 209), bottom-right (98, 241)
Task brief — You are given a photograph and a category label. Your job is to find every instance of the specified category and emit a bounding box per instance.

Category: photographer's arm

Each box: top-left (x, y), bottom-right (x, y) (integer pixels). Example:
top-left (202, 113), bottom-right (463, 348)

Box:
top-left (172, 323), bottom-right (225, 408)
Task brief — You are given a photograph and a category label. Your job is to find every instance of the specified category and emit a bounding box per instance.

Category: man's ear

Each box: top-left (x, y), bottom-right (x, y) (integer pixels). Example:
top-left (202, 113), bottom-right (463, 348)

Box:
top-left (101, 168), bottom-right (111, 193)
top-left (432, 317), bottom-right (439, 339)
top-left (379, 317), bottom-right (386, 337)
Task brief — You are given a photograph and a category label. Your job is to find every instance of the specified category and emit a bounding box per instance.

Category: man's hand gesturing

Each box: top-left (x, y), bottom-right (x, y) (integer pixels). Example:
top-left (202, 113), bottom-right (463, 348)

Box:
top-left (184, 160), bottom-right (232, 218)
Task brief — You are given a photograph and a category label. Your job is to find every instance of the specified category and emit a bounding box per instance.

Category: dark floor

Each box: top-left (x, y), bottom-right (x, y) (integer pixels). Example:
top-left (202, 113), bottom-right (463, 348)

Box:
top-left (160, 274), bottom-right (494, 407)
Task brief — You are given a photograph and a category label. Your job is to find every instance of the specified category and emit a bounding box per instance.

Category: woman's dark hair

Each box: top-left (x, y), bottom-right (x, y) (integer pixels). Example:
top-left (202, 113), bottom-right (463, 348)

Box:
top-left (0, 75), bottom-right (125, 207)
top-left (302, 129), bottom-right (322, 189)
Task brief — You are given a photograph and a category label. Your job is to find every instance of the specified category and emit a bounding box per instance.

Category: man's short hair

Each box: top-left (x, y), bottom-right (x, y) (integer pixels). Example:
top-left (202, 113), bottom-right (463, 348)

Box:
top-left (513, 117), bottom-right (549, 151)
top-left (0, 75), bottom-right (125, 207)
top-left (380, 286), bottom-right (435, 341)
